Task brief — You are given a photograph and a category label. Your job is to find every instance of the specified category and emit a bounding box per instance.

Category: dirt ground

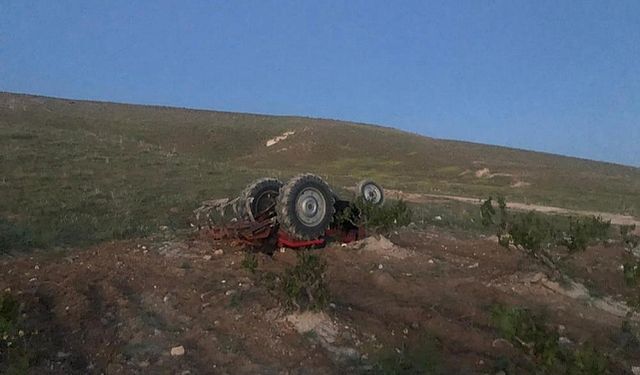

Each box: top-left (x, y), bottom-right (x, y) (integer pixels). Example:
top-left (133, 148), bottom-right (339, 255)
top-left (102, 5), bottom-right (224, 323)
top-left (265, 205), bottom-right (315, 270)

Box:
top-left (2, 226), bottom-right (640, 374)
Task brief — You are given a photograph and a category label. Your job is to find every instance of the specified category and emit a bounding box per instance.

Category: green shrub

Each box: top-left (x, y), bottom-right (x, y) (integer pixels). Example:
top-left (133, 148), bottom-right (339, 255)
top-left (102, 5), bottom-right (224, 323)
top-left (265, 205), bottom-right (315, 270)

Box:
top-left (1, 293), bottom-right (29, 374)
top-left (281, 252), bottom-right (330, 311)
top-left (0, 217), bottom-right (35, 253)
top-left (241, 252), bottom-right (258, 274)
top-left (373, 335), bottom-right (443, 375)
top-left (623, 262), bottom-right (640, 287)
top-left (560, 216), bottom-right (611, 253)
top-left (508, 211), bottom-right (556, 253)
top-left (491, 305), bottom-right (559, 369)
top-left (480, 197), bottom-right (497, 227)
top-left (337, 198), bottom-right (412, 233)
top-left (621, 225), bottom-right (639, 250)
top-left (481, 196), bottom-right (611, 254)
top-left (491, 304), bottom-right (610, 374)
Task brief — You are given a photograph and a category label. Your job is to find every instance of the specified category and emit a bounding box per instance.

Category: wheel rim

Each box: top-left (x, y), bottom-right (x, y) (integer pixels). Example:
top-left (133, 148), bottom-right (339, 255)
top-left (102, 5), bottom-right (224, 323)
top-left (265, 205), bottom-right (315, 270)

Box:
top-left (362, 184), bottom-right (382, 204)
top-left (295, 187), bottom-right (327, 226)
top-left (253, 190), bottom-right (278, 214)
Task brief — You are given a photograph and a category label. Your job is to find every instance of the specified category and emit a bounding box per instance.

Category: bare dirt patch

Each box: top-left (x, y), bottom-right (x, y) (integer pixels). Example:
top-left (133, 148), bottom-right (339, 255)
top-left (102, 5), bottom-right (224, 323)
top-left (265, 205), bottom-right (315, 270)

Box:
top-left (2, 228), bottom-right (639, 373)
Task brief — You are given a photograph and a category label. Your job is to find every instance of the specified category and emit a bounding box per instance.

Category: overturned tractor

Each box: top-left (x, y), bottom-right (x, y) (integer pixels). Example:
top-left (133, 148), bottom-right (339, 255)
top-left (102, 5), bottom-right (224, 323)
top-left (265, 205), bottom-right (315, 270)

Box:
top-left (196, 174), bottom-right (384, 249)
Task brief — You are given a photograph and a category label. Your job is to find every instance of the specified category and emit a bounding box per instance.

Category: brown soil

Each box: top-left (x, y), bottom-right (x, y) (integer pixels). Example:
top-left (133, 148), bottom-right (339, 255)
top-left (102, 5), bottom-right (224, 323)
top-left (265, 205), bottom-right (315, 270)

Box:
top-left (2, 228), bottom-right (639, 374)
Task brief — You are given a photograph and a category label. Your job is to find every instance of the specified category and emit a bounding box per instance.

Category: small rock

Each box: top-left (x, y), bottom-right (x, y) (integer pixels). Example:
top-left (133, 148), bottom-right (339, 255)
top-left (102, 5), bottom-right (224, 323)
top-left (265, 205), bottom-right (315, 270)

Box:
top-left (141, 246), bottom-right (147, 250)
top-left (492, 338), bottom-right (513, 349)
top-left (428, 259), bottom-right (434, 264)
top-left (225, 290), bottom-right (236, 296)
top-left (203, 255), bottom-right (212, 261)
top-left (558, 337), bottom-right (573, 345)
top-left (341, 243), bottom-right (348, 248)
top-left (558, 324), bottom-right (566, 333)
top-left (468, 262), bottom-right (479, 269)
top-left (434, 216), bottom-right (442, 221)
top-left (34, 265), bottom-right (40, 270)
top-left (378, 264), bottom-right (384, 270)
top-left (170, 345), bottom-right (185, 356)
top-left (213, 249), bottom-right (224, 256)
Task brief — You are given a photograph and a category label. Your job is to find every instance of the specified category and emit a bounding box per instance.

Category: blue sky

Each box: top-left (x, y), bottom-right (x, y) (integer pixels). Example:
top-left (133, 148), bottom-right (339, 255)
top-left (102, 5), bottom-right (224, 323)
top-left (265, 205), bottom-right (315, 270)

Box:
top-left (1, 1), bottom-right (639, 166)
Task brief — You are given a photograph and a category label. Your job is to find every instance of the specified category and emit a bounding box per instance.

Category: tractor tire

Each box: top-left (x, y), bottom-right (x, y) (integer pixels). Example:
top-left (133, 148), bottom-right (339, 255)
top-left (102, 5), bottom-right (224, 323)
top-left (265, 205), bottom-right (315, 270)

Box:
top-left (237, 178), bottom-right (283, 220)
top-left (276, 174), bottom-right (336, 240)
top-left (356, 180), bottom-right (384, 205)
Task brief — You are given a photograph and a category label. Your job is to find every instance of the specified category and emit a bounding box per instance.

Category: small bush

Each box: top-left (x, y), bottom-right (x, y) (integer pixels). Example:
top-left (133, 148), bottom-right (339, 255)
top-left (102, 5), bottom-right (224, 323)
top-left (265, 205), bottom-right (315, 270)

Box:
top-left (0, 217), bottom-right (35, 253)
top-left (508, 211), bottom-right (556, 253)
top-left (1, 293), bottom-right (29, 374)
top-left (491, 304), bottom-right (610, 374)
top-left (281, 252), bottom-right (330, 311)
top-left (621, 225), bottom-right (639, 250)
top-left (623, 262), bottom-right (640, 287)
top-left (373, 335), bottom-right (444, 375)
top-left (480, 197), bottom-right (497, 227)
top-left (241, 252), bottom-right (258, 274)
top-left (481, 196), bottom-right (611, 255)
top-left (560, 216), bottom-right (611, 253)
top-left (337, 198), bottom-right (412, 233)
top-left (491, 305), bottom-right (559, 369)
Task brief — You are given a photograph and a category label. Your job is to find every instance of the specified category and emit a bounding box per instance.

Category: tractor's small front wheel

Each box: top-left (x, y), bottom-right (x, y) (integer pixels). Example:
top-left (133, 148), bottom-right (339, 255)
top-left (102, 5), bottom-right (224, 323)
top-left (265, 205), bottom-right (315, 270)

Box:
top-left (277, 174), bottom-right (335, 240)
top-left (356, 180), bottom-right (384, 205)
top-left (237, 178), bottom-right (283, 220)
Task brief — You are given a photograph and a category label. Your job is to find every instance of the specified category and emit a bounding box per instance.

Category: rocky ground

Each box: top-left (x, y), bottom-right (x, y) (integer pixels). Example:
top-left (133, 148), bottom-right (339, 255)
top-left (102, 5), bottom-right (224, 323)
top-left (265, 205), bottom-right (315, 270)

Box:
top-left (2, 226), bottom-right (640, 374)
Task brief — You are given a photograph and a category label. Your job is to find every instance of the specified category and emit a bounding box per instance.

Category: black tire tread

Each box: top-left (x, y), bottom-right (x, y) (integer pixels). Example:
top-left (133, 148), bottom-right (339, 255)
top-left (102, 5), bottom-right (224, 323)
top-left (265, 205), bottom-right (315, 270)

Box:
top-left (277, 174), bottom-right (335, 240)
top-left (237, 177), bottom-right (283, 219)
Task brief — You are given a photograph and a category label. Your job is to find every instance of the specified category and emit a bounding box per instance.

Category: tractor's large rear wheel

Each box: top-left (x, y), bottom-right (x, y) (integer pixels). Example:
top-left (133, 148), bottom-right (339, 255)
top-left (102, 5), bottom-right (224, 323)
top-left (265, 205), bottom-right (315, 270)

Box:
top-left (277, 174), bottom-right (335, 240)
top-left (237, 178), bottom-right (283, 219)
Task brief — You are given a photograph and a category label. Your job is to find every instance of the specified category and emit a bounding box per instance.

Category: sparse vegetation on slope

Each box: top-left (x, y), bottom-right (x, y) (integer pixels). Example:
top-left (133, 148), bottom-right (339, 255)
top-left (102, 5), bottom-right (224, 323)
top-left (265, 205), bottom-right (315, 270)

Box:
top-left (491, 305), bottom-right (610, 374)
top-left (1, 92), bottom-right (639, 253)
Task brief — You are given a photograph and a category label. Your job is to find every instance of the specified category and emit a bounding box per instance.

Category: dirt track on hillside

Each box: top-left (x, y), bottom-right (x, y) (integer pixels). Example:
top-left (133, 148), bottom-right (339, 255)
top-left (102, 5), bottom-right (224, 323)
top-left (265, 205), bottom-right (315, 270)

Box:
top-left (386, 189), bottom-right (640, 230)
top-left (2, 227), bottom-right (639, 374)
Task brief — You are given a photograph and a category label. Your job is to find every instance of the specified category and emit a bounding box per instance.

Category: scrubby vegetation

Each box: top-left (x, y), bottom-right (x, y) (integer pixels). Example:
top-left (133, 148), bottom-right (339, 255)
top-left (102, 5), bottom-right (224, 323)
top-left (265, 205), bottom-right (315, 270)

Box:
top-left (241, 252), bottom-right (258, 274)
top-left (491, 305), bottom-right (610, 374)
top-left (560, 216), bottom-right (611, 253)
top-left (336, 197), bottom-right (412, 233)
top-left (253, 251), bottom-right (331, 312)
top-left (623, 261), bottom-right (640, 287)
top-left (0, 293), bottom-right (29, 374)
top-left (480, 197), bottom-right (612, 256)
top-left (372, 335), bottom-right (443, 375)
top-left (621, 225), bottom-right (639, 251)
top-left (280, 252), bottom-right (330, 311)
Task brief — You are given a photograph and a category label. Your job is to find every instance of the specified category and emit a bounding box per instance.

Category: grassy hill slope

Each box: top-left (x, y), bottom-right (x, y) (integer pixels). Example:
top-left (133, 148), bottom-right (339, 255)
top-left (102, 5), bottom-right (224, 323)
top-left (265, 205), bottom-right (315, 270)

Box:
top-left (1, 92), bottom-right (638, 250)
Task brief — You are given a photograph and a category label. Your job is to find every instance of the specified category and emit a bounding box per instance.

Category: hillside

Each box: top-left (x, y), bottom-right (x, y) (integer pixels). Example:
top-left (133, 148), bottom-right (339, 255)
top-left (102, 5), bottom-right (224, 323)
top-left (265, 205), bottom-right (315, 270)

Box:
top-left (3, 92), bottom-right (640, 374)
top-left (1, 92), bottom-right (639, 250)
